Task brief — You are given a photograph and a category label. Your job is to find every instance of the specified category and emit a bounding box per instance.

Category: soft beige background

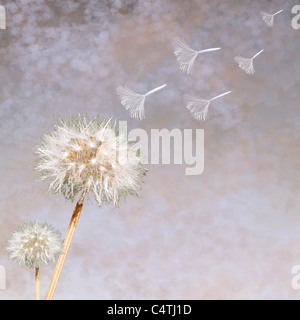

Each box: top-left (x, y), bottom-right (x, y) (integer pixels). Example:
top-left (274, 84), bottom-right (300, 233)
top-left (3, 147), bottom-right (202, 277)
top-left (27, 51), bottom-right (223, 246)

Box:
top-left (0, 0), bottom-right (299, 300)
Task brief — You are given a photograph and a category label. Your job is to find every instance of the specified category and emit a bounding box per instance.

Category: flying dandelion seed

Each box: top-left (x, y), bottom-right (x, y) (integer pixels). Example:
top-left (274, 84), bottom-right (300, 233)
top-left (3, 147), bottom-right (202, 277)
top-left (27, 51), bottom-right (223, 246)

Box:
top-left (184, 91), bottom-right (232, 121)
top-left (261, 9), bottom-right (283, 27)
top-left (6, 221), bottom-right (63, 299)
top-left (234, 49), bottom-right (264, 74)
top-left (35, 114), bottom-right (147, 299)
top-left (174, 38), bottom-right (221, 74)
top-left (116, 84), bottom-right (167, 120)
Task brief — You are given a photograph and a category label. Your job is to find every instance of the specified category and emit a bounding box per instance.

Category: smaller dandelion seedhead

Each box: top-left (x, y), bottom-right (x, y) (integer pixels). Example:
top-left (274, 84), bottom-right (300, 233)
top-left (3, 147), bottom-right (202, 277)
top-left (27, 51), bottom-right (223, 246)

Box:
top-left (6, 221), bottom-right (63, 269)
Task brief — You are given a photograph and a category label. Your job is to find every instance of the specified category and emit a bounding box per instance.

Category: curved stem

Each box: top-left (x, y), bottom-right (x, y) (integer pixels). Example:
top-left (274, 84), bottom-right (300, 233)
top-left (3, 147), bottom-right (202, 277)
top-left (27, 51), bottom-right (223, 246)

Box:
top-left (45, 192), bottom-right (86, 300)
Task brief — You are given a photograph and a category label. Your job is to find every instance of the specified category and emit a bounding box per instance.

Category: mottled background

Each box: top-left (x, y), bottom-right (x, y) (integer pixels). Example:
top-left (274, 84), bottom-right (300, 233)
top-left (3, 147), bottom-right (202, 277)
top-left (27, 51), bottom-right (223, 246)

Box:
top-left (0, 0), bottom-right (299, 300)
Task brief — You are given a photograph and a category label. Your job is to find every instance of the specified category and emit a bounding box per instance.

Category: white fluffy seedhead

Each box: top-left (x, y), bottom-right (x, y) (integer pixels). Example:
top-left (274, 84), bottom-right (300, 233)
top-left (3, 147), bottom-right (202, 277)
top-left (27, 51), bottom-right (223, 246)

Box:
top-left (6, 221), bottom-right (63, 269)
top-left (116, 86), bottom-right (146, 120)
top-left (35, 114), bottom-right (147, 207)
top-left (184, 94), bottom-right (211, 121)
top-left (174, 39), bottom-right (199, 74)
top-left (234, 56), bottom-right (255, 74)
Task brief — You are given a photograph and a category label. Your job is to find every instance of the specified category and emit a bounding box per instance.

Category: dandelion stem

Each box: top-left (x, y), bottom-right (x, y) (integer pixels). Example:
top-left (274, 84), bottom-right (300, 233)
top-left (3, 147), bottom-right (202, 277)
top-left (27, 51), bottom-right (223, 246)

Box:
top-left (45, 192), bottom-right (86, 300)
top-left (35, 267), bottom-right (40, 300)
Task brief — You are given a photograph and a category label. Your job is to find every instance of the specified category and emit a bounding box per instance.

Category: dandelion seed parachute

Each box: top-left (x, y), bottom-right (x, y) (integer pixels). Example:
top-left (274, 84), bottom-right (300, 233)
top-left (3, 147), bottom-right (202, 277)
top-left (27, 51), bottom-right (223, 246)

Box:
top-left (184, 95), bottom-right (211, 121)
top-left (173, 38), bottom-right (221, 74)
top-left (234, 49), bottom-right (264, 75)
top-left (116, 84), bottom-right (167, 121)
top-left (174, 39), bottom-right (199, 74)
top-left (261, 10), bottom-right (283, 27)
top-left (234, 56), bottom-right (255, 74)
top-left (184, 91), bottom-right (232, 122)
top-left (116, 86), bottom-right (146, 120)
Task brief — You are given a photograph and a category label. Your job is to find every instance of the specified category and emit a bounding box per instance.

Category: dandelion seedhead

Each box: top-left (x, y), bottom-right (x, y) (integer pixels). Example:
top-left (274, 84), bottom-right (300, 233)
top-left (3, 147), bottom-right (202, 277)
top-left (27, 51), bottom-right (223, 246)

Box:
top-left (35, 114), bottom-right (147, 207)
top-left (6, 221), bottom-right (63, 269)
